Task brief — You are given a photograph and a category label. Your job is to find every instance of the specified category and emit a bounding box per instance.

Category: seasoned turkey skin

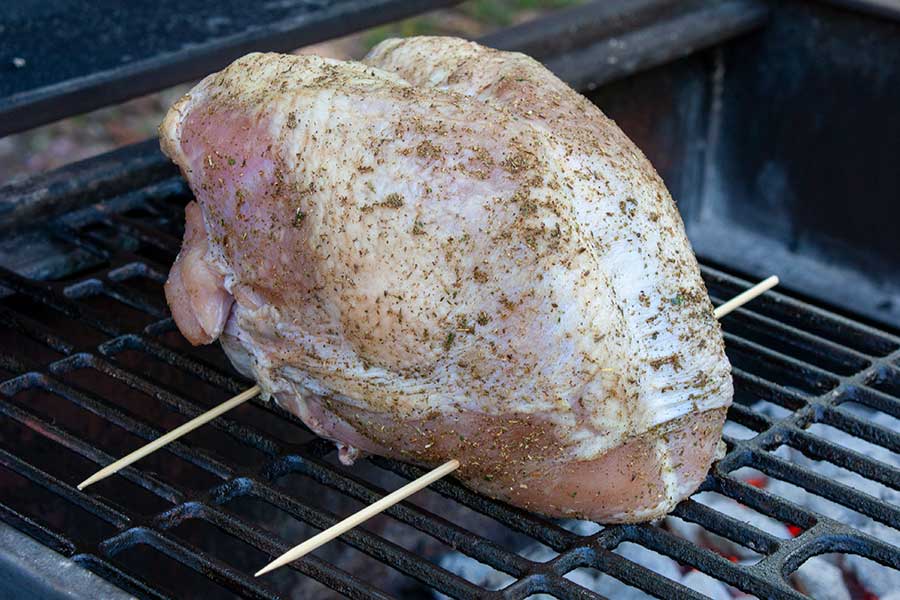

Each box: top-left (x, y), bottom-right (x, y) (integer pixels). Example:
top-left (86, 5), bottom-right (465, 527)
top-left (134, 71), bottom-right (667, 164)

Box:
top-left (160, 37), bottom-right (732, 522)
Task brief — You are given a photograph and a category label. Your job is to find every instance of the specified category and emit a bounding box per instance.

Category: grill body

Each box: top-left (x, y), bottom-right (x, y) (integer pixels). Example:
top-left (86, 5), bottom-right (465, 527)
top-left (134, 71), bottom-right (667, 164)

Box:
top-left (0, 1), bottom-right (898, 598)
top-left (0, 122), bottom-right (898, 600)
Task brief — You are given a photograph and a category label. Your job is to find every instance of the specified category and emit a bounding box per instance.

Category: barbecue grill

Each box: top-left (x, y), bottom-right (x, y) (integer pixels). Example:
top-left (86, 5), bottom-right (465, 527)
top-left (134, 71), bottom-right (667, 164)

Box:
top-left (1, 1), bottom-right (898, 598)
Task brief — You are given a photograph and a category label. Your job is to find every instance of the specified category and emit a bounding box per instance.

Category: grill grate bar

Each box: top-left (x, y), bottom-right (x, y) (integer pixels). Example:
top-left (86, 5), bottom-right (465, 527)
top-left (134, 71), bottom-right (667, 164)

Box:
top-left (43, 374), bottom-right (238, 482)
top-left (590, 545), bottom-right (709, 600)
top-left (0, 305), bottom-right (79, 355)
top-left (73, 553), bottom-right (174, 600)
top-left (50, 229), bottom-right (113, 263)
top-left (101, 280), bottom-right (169, 319)
top-left (109, 333), bottom-right (247, 395)
top-left (0, 267), bottom-right (127, 337)
top-left (0, 393), bottom-right (185, 507)
top-left (249, 474), bottom-right (522, 597)
top-left (730, 368), bottom-right (810, 410)
top-left (200, 492), bottom-right (487, 600)
top-left (772, 519), bottom-right (900, 578)
top-left (749, 449), bottom-right (900, 528)
top-left (711, 473), bottom-right (819, 532)
top-left (823, 404), bottom-right (900, 453)
top-left (525, 575), bottom-right (609, 600)
top-left (0, 445), bottom-right (130, 529)
top-left (846, 384), bottom-right (900, 420)
top-left (0, 171), bottom-right (898, 598)
top-left (723, 401), bottom-right (774, 433)
top-left (786, 426), bottom-right (900, 489)
top-left (670, 497), bottom-right (781, 555)
top-left (0, 496), bottom-right (77, 556)
top-left (77, 353), bottom-right (284, 458)
top-left (702, 266), bottom-right (900, 357)
top-left (372, 456), bottom-right (582, 553)
top-left (631, 524), bottom-right (801, 599)
top-left (113, 527), bottom-right (282, 600)
top-left (724, 332), bottom-right (841, 393)
top-left (104, 214), bottom-right (184, 256)
top-left (274, 455), bottom-right (539, 577)
top-left (710, 298), bottom-right (873, 376)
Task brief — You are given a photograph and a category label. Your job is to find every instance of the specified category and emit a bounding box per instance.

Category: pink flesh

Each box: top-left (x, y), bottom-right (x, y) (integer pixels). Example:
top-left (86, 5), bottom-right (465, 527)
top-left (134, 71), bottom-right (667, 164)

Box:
top-left (164, 201), bottom-right (234, 345)
top-left (281, 390), bottom-right (726, 521)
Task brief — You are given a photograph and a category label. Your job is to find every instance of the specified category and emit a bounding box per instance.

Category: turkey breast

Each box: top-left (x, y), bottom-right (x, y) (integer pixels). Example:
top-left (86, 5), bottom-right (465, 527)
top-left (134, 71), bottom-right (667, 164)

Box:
top-left (160, 37), bottom-right (731, 522)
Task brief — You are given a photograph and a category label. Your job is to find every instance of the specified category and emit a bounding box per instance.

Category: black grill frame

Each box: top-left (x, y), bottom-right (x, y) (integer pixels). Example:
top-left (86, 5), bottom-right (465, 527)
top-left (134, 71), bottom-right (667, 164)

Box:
top-left (0, 153), bottom-right (897, 600)
top-left (1, 1), bottom-right (898, 597)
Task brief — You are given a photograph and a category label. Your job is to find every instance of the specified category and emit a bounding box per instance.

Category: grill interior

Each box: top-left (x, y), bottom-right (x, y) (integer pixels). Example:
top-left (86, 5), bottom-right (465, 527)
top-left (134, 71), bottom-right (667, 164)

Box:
top-left (1, 169), bottom-right (899, 599)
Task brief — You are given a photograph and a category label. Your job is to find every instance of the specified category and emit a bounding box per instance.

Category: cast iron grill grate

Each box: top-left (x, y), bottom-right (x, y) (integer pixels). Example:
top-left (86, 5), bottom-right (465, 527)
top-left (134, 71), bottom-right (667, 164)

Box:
top-left (0, 173), bottom-right (898, 599)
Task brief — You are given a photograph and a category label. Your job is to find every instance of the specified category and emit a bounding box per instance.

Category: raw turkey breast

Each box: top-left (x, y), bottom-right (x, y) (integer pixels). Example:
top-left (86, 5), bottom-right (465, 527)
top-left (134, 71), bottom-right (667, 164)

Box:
top-left (159, 36), bottom-right (732, 523)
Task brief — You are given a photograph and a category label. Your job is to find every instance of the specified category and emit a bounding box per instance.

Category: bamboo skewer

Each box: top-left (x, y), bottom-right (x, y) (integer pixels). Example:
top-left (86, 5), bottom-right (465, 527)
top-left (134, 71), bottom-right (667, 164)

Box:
top-left (254, 275), bottom-right (780, 576)
top-left (77, 385), bottom-right (261, 490)
top-left (254, 459), bottom-right (460, 577)
top-left (78, 277), bottom-right (777, 566)
top-left (713, 275), bottom-right (779, 319)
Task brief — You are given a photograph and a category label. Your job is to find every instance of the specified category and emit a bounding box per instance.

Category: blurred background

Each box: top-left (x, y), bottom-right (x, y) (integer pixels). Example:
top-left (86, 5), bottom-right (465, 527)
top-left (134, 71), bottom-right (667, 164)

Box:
top-left (0, 0), bottom-right (580, 184)
top-left (4, 0), bottom-right (896, 329)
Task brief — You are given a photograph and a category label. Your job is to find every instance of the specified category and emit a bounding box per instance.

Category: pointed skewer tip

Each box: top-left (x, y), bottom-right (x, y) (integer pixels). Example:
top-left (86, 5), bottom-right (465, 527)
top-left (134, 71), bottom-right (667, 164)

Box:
top-left (76, 385), bottom-right (261, 493)
top-left (83, 277), bottom-right (782, 574)
top-left (77, 472), bottom-right (102, 490)
top-left (713, 275), bottom-right (779, 319)
top-left (255, 459), bottom-right (460, 576)
top-left (254, 564), bottom-right (277, 577)
top-left (253, 278), bottom-right (783, 577)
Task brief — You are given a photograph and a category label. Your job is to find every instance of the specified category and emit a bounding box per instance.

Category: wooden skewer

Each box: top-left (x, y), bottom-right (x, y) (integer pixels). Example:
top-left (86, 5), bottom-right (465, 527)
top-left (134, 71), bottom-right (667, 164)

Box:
top-left (713, 275), bottom-right (779, 319)
top-left (79, 276), bottom-right (777, 564)
top-left (77, 385), bottom-right (261, 490)
top-left (255, 275), bottom-right (779, 576)
top-left (255, 459), bottom-right (460, 577)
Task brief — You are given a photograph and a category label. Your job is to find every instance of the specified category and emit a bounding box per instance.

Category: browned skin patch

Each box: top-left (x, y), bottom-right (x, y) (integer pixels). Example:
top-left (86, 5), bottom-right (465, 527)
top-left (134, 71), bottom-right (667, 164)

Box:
top-left (319, 398), bottom-right (726, 522)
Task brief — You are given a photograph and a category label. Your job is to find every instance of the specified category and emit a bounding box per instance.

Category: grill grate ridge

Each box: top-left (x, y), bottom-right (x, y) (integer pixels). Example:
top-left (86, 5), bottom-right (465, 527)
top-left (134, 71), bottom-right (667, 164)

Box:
top-left (0, 178), bottom-right (898, 599)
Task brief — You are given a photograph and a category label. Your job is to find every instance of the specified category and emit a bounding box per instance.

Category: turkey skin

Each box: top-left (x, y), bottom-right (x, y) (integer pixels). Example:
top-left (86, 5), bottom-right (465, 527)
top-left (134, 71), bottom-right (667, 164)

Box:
top-left (160, 37), bottom-right (732, 523)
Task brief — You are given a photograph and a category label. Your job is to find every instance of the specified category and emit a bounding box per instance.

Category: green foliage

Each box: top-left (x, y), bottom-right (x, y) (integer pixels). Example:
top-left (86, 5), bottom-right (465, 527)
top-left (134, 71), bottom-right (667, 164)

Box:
top-left (363, 16), bottom-right (441, 49)
top-left (462, 0), bottom-right (582, 26)
top-left (362, 0), bottom-right (585, 50)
